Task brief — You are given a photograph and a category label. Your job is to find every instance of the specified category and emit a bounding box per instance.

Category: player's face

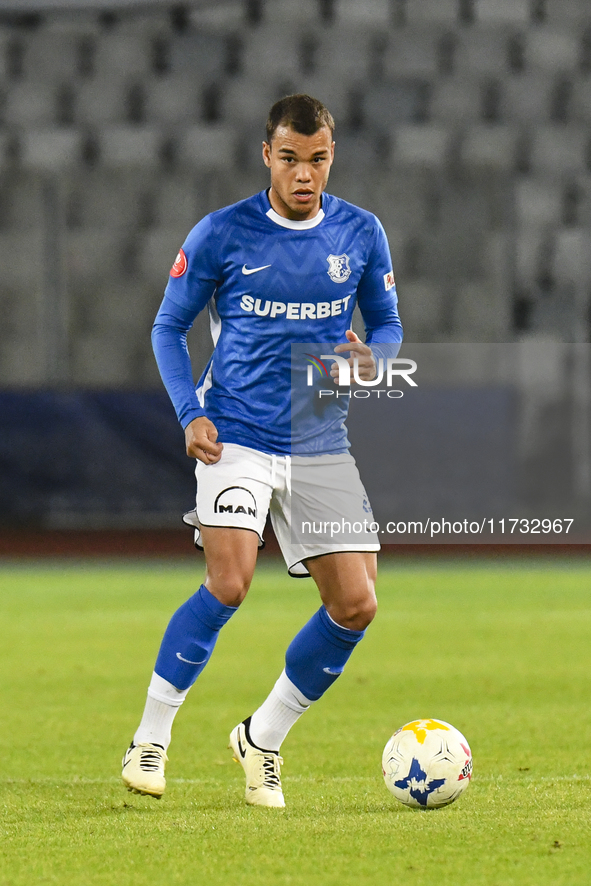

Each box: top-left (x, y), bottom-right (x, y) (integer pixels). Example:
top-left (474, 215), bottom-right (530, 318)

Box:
top-left (263, 125), bottom-right (334, 220)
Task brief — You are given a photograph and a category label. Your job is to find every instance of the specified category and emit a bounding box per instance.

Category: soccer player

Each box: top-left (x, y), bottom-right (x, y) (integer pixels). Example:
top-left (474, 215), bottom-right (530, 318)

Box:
top-left (122, 94), bottom-right (402, 807)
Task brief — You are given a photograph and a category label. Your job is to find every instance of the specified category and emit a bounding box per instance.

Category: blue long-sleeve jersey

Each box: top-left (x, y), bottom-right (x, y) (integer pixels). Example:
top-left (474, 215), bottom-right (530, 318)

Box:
top-left (152, 189), bottom-right (402, 455)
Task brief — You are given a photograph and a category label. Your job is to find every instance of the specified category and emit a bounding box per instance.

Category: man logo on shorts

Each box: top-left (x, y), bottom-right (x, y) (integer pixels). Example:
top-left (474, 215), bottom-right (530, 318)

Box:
top-left (214, 486), bottom-right (258, 517)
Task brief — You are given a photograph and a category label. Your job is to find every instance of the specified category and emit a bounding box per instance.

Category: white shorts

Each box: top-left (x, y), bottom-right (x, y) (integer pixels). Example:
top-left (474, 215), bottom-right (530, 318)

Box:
top-left (183, 443), bottom-right (380, 577)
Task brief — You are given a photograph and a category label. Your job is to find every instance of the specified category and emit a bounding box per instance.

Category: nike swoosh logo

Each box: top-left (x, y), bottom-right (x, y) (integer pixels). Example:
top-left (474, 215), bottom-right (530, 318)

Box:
top-left (176, 652), bottom-right (207, 665)
top-left (323, 667), bottom-right (342, 675)
top-left (242, 264), bottom-right (271, 275)
top-left (237, 735), bottom-right (247, 758)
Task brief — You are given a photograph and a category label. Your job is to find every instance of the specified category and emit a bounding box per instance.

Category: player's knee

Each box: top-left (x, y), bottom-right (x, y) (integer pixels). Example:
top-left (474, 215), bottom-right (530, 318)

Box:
top-left (332, 590), bottom-right (377, 632)
top-left (204, 571), bottom-right (251, 607)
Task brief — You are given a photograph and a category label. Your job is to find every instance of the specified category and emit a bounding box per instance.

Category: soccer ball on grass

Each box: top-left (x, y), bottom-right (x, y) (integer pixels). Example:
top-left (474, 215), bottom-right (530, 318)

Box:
top-left (382, 718), bottom-right (472, 809)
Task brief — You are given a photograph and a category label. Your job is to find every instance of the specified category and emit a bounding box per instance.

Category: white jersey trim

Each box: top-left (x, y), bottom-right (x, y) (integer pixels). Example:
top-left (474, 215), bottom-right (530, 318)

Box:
top-left (266, 205), bottom-right (325, 230)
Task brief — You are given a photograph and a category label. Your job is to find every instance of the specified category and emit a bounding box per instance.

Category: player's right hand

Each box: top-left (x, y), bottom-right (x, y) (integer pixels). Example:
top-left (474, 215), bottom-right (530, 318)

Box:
top-left (184, 416), bottom-right (223, 464)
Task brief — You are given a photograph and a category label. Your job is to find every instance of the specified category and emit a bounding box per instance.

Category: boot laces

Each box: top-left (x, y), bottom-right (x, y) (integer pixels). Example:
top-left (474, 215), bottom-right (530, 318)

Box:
top-left (261, 752), bottom-right (283, 789)
top-left (138, 745), bottom-right (166, 772)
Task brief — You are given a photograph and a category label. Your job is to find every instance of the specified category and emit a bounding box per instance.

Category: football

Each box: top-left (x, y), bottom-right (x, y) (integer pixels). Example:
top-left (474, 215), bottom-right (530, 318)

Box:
top-left (382, 718), bottom-right (472, 809)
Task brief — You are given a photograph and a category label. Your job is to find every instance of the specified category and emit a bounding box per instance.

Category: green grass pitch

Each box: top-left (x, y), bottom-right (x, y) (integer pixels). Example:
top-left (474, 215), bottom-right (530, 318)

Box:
top-left (1, 558), bottom-right (590, 886)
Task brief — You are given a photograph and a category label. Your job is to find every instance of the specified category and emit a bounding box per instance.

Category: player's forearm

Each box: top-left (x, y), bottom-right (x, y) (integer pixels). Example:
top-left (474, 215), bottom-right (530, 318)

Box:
top-left (364, 311), bottom-right (404, 363)
top-left (151, 301), bottom-right (205, 428)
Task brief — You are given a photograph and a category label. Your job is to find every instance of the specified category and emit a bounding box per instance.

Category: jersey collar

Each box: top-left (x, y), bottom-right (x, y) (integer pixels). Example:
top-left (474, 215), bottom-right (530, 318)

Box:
top-left (264, 190), bottom-right (325, 230)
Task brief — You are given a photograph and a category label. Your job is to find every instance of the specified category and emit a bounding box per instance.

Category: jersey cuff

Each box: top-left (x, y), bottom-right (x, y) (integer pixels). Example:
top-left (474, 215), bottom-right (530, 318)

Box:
top-left (181, 407), bottom-right (206, 429)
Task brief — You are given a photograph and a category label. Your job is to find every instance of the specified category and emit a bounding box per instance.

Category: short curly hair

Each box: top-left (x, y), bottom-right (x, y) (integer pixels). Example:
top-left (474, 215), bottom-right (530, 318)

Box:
top-left (266, 94), bottom-right (335, 144)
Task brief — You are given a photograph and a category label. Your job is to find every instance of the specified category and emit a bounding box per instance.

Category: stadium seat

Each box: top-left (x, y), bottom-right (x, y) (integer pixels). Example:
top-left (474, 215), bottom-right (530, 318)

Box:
top-left (220, 78), bottom-right (288, 126)
top-left (76, 79), bottom-right (127, 126)
top-left (524, 25), bottom-right (581, 72)
top-left (314, 27), bottom-right (376, 79)
top-left (293, 76), bottom-right (350, 122)
top-left (429, 78), bottom-right (482, 122)
top-left (529, 125), bottom-right (588, 175)
top-left (337, 0), bottom-right (392, 27)
top-left (404, 0), bottom-right (459, 24)
top-left (452, 280), bottom-right (511, 340)
top-left (4, 82), bottom-right (59, 127)
top-left (572, 79), bottom-right (591, 124)
top-left (526, 288), bottom-right (579, 339)
top-left (65, 229), bottom-right (124, 290)
top-left (0, 172), bottom-right (44, 230)
top-left (395, 280), bottom-right (445, 340)
top-left (516, 178), bottom-right (563, 225)
top-left (168, 30), bottom-right (229, 78)
top-left (454, 27), bottom-right (518, 76)
top-left (20, 129), bottom-right (82, 172)
top-left (0, 229), bottom-right (43, 294)
top-left (23, 20), bottom-right (100, 81)
top-left (514, 225), bottom-right (551, 286)
top-left (93, 32), bottom-right (155, 79)
top-left (264, 0), bottom-right (320, 25)
top-left (474, 0), bottom-right (531, 25)
top-left (99, 126), bottom-right (163, 169)
top-left (545, 0), bottom-right (591, 24)
top-left (148, 174), bottom-right (201, 231)
top-left (364, 80), bottom-right (431, 127)
top-left (137, 227), bottom-right (195, 289)
top-left (382, 30), bottom-right (443, 78)
top-left (392, 124), bottom-right (451, 168)
top-left (144, 75), bottom-right (202, 126)
top-left (0, 337), bottom-right (45, 385)
top-left (65, 170), bottom-right (149, 229)
top-left (241, 27), bottom-right (303, 79)
top-left (178, 124), bottom-right (238, 170)
top-left (502, 73), bottom-right (556, 122)
top-left (553, 227), bottom-right (591, 285)
top-left (461, 125), bottom-right (519, 169)
top-left (72, 332), bottom-right (136, 385)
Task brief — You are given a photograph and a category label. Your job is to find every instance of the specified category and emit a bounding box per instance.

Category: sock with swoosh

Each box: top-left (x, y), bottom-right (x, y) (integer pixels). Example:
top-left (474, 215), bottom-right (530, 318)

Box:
top-left (248, 607), bottom-right (365, 750)
top-left (285, 605), bottom-right (365, 701)
top-left (154, 584), bottom-right (238, 691)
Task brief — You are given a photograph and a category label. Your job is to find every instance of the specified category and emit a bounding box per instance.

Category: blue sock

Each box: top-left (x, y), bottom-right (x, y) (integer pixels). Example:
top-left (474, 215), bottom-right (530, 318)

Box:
top-left (285, 606), bottom-right (365, 701)
top-left (154, 584), bottom-right (237, 691)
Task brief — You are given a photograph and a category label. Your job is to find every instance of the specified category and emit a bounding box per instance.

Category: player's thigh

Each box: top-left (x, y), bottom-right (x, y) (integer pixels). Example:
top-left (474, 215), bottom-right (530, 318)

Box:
top-left (305, 550), bottom-right (378, 631)
top-left (201, 526), bottom-right (260, 607)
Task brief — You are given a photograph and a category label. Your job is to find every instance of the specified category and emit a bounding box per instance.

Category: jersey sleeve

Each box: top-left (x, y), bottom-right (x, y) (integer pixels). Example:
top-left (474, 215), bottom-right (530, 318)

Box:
top-left (151, 215), bottom-right (221, 428)
top-left (356, 217), bottom-right (403, 361)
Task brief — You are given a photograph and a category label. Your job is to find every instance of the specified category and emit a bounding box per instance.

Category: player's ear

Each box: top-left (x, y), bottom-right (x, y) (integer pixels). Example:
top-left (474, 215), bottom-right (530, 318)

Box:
top-left (262, 141), bottom-right (272, 168)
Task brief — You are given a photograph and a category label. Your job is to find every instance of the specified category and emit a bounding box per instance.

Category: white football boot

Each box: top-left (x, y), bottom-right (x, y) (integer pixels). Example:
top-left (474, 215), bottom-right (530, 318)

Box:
top-left (121, 742), bottom-right (167, 798)
top-left (229, 718), bottom-right (285, 808)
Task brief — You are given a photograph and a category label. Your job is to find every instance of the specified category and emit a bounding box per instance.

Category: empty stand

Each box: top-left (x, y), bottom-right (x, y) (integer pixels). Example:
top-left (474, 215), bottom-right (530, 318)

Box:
top-left (1, 0), bottom-right (590, 388)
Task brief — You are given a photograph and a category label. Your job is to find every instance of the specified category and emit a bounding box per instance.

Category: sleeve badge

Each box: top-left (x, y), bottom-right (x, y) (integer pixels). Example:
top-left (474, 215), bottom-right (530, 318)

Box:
top-left (170, 248), bottom-right (188, 278)
top-left (384, 271), bottom-right (395, 291)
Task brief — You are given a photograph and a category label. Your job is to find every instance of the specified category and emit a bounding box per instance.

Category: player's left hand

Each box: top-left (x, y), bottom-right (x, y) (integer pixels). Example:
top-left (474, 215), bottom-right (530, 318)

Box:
top-left (331, 329), bottom-right (377, 383)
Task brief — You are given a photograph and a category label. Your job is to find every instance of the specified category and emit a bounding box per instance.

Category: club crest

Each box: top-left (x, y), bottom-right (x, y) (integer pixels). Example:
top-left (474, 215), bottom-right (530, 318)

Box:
top-left (327, 253), bottom-right (351, 283)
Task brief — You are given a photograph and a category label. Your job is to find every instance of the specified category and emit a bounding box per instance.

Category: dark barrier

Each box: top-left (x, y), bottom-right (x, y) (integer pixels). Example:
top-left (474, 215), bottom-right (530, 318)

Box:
top-left (0, 391), bottom-right (194, 529)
